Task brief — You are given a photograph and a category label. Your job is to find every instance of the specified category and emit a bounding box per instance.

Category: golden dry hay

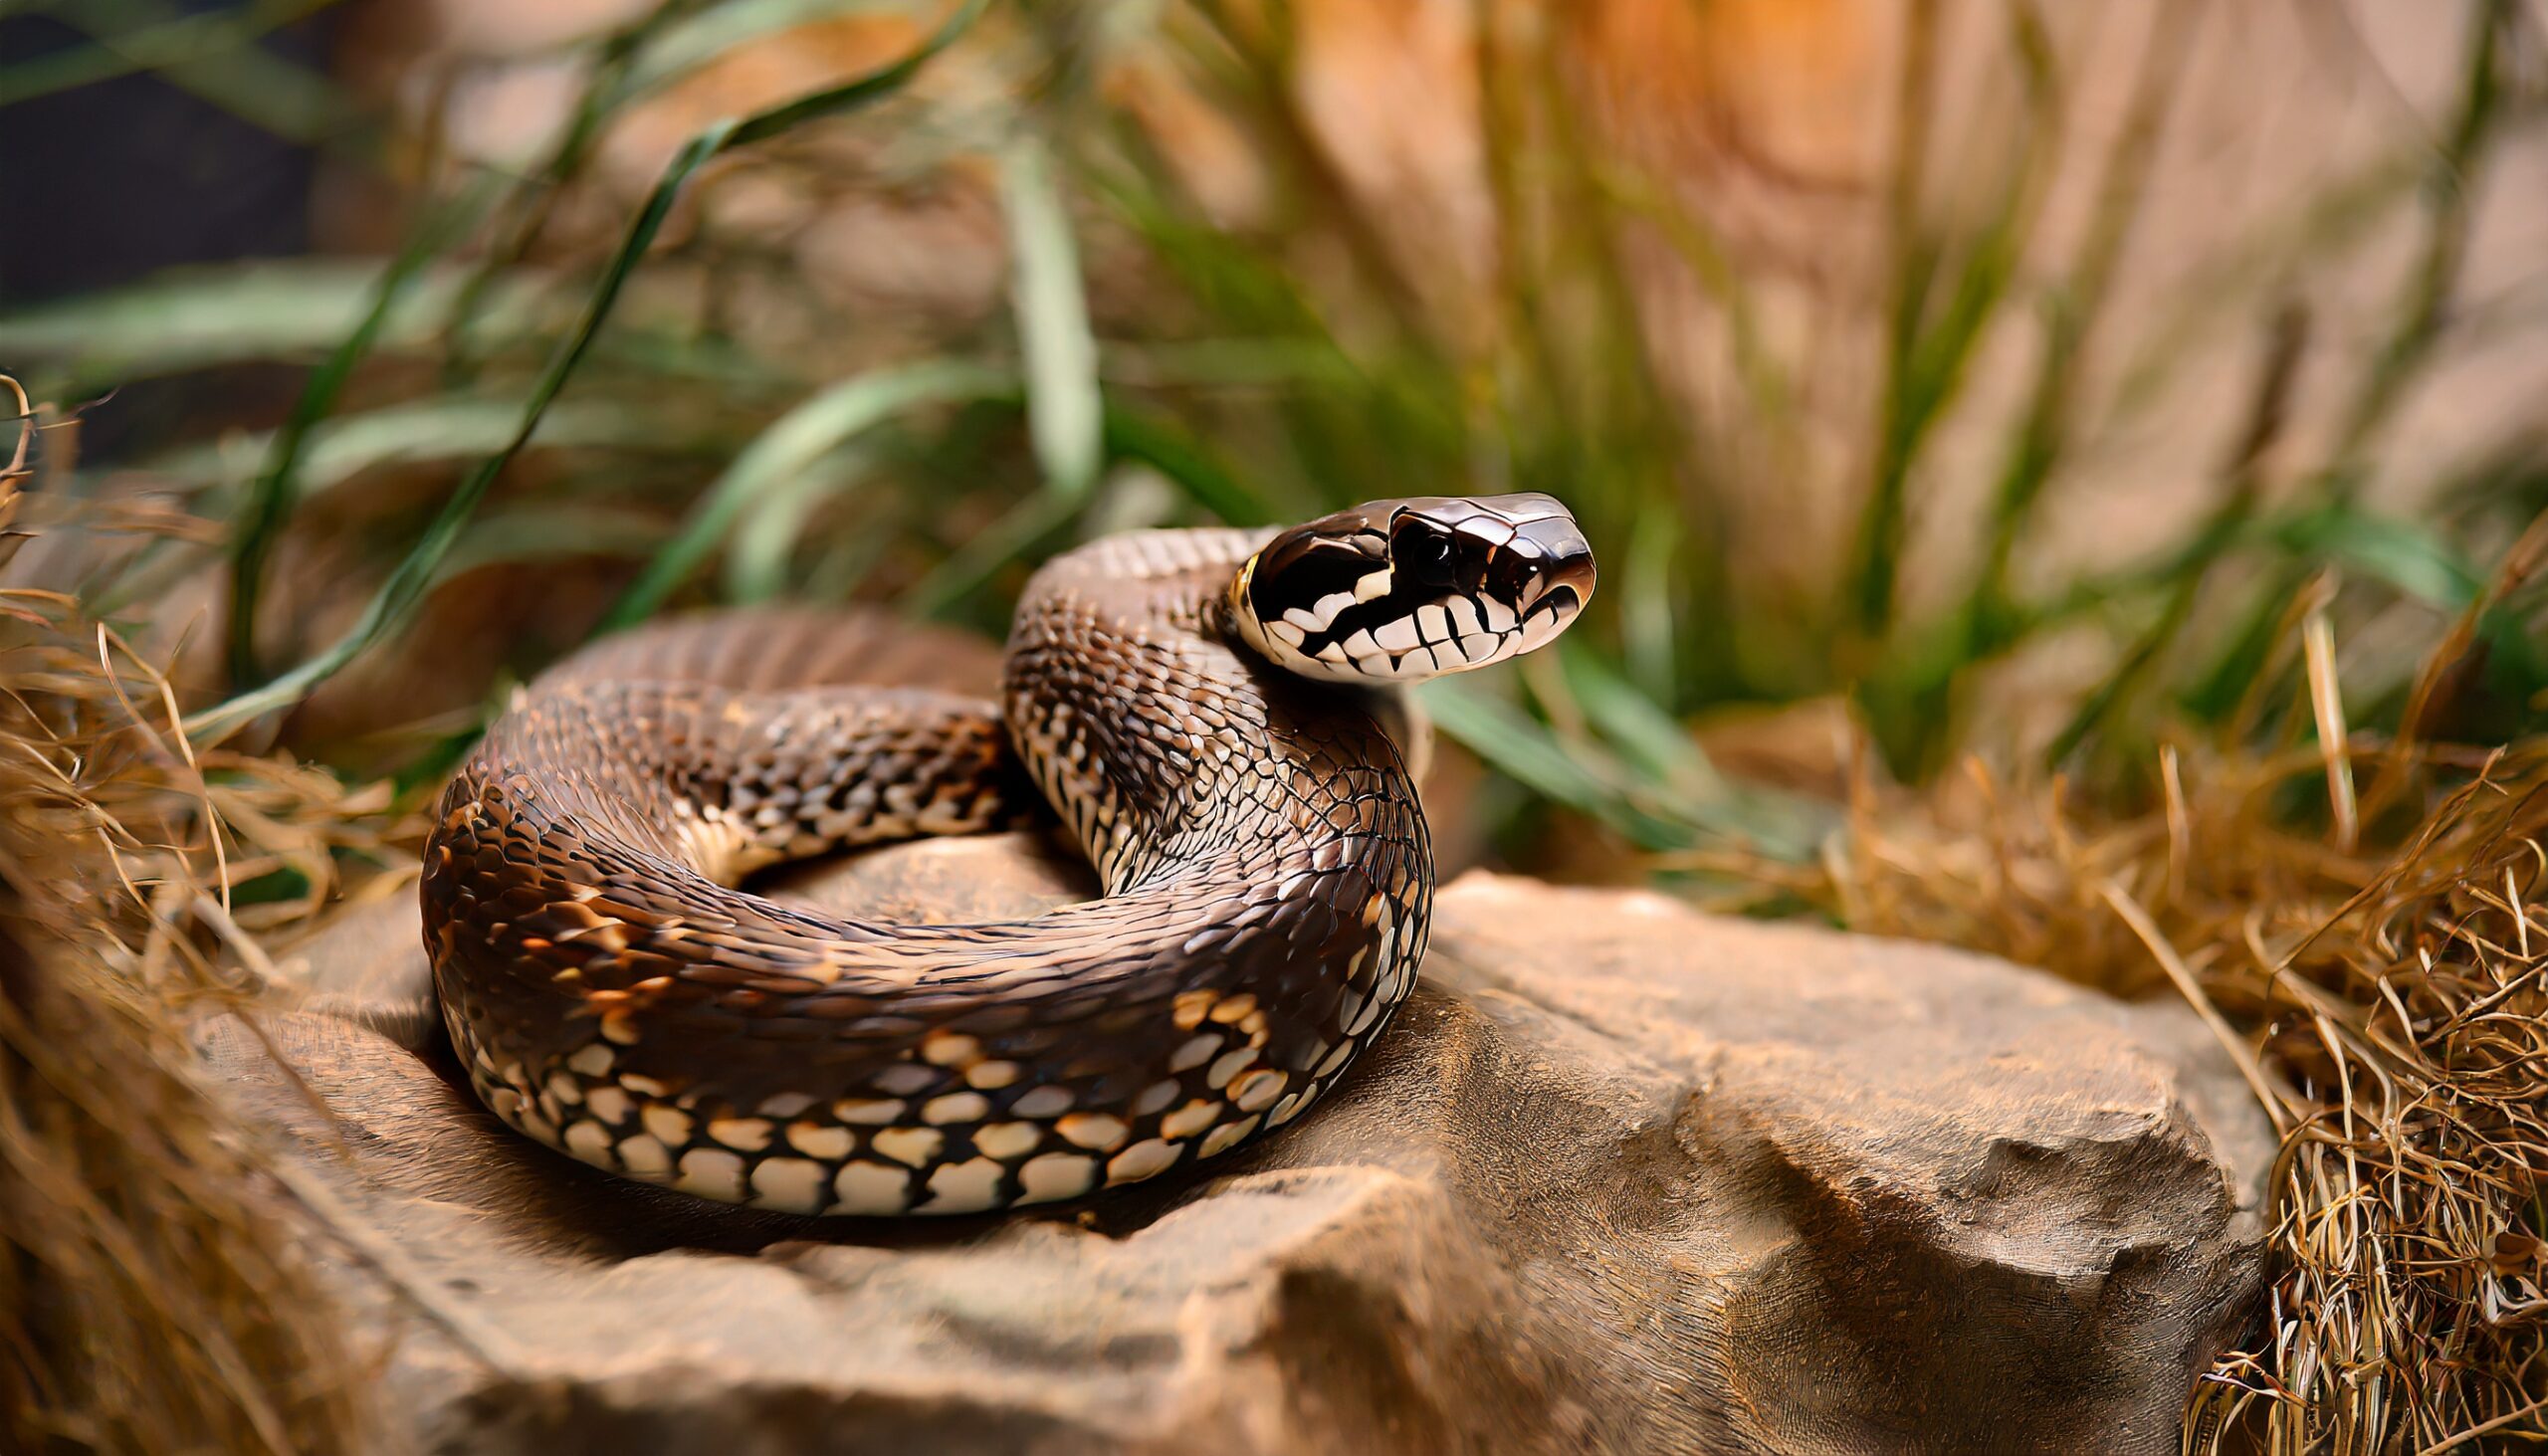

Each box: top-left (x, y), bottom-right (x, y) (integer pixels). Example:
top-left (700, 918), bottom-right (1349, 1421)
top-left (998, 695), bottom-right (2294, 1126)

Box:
top-left (0, 564), bottom-right (399, 1452)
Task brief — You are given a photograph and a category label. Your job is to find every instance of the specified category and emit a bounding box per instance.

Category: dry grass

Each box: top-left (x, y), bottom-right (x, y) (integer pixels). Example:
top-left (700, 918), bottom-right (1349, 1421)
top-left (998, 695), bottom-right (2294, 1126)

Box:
top-left (0, 396), bottom-right (408, 1454)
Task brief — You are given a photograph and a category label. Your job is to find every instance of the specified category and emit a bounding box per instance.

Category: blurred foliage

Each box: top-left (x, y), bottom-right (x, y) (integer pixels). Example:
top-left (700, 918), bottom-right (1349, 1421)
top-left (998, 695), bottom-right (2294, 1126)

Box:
top-left (3, 0), bottom-right (2540, 865)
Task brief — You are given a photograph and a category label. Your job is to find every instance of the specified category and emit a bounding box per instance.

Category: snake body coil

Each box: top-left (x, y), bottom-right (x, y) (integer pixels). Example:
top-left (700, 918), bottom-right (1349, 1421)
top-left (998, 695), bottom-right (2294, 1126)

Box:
top-left (423, 496), bottom-right (1592, 1216)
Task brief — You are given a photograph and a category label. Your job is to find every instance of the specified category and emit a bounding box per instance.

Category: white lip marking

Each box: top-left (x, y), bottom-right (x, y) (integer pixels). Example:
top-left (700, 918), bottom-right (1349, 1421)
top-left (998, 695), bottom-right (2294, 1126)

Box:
top-left (1316, 640), bottom-right (1349, 664)
top-left (1353, 567), bottom-right (1393, 603)
top-left (1448, 596), bottom-right (1482, 635)
top-left (1374, 616), bottom-right (1420, 652)
top-left (1519, 600), bottom-right (1575, 652)
top-left (1481, 597), bottom-right (1518, 633)
top-left (1268, 620), bottom-right (1306, 647)
top-left (1283, 608), bottom-right (1323, 634)
top-left (1342, 628), bottom-right (1380, 658)
top-left (1416, 605), bottom-right (1449, 643)
top-left (1310, 591), bottom-right (1356, 629)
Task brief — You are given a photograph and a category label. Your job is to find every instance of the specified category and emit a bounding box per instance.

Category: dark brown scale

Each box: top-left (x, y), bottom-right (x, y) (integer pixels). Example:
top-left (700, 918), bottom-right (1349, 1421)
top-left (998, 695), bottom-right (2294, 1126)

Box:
top-left (421, 527), bottom-right (1434, 1216)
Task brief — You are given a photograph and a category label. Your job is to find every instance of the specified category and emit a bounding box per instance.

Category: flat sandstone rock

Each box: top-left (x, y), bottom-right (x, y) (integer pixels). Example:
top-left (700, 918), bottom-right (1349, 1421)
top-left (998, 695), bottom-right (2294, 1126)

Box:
top-left (209, 835), bottom-right (2271, 1455)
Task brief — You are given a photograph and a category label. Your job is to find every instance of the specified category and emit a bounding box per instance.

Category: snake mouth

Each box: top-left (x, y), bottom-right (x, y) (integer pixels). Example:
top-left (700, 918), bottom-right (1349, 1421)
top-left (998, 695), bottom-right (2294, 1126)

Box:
top-left (1233, 493), bottom-right (1598, 683)
top-left (1515, 583), bottom-right (1586, 656)
top-left (1528, 583), bottom-right (1584, 626)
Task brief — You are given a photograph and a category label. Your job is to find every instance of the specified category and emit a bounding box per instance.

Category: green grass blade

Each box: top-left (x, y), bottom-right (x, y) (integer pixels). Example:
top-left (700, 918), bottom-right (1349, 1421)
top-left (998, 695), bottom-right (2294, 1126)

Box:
top-left (6, 0), bottom-right (347, 137)
top-left (1001, 133), bottom-right (1103, 501)
top-left (2328, 0), bottom-right (2511, 474)
top-left (1591, 163), bottom-right (1796, 439)
top-left (1099, 404), bottom-right (1277, 524)
top-left (1421, 679), bottom-right (1693, 852)
top-left (602, 360), bottom-right (1015, 630)
top-left (181, 1), bottom-right (990, 739)
top-left (1548, 650), bottom-right (1835, 859)
top-left (2270, 506), bottom-right (2479, 611)
top-left (0, 262), bottom-right (549, 396)
top-left (2181, 7), bottom-right (2513, 728)
top-left (727, 449), bottom-right (874, 603)
top-left (153, 397), bottom-right (711, 499)
top-left (227, 178), bottom-right (498, 685)
top-left (441, 0), bottom-right (715, 381)
top-left (1964, 0), bottom-right (2193, 633)
top-left (1847, 0), bottom-right (2055, 646)
top-left (1617, 503), bottom-right (1682, 705)
top-left (1557, 646), bottom-right (1724, 804)
top-left (723, 0), bottom-right (986, 148)
top-left (625, 0), bottom-right (897, 98)
top-left (437, 504), bottom-right (667, 582)
top-left (184, 124), bottom-right (736, 742)
top-left (902, 488), bottom-right (1083, 620)
top-left (0, 0), bottom-right (335, 104)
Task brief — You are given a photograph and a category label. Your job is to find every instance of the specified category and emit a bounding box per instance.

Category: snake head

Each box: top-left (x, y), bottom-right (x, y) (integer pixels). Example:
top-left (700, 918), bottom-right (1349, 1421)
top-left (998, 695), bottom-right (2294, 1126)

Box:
top-left (1232, 493), bottom-right (1596, 683)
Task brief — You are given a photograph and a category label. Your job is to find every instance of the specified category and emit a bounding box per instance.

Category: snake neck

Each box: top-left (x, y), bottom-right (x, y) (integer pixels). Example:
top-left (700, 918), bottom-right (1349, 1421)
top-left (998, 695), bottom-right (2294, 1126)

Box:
top-left (999, 528), bottom-right (1416, 895)
top-left (1218, 546), bottom-right (1434, 799)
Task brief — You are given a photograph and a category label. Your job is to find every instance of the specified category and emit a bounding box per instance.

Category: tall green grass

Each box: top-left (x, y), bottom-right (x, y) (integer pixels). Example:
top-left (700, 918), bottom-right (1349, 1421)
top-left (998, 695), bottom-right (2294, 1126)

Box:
top-left (3, 0), bottom-right (2542, 864)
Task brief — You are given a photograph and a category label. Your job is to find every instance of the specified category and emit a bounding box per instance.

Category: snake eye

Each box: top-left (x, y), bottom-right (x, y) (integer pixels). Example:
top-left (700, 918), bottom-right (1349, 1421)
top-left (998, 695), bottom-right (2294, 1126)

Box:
top-left (1399, 527), bottom-right (1455, 584)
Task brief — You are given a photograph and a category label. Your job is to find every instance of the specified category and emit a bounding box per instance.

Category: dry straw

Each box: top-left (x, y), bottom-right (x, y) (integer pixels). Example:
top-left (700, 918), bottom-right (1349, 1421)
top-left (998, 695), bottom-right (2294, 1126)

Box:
top-left (0, 394), bottom-right (402, 1452)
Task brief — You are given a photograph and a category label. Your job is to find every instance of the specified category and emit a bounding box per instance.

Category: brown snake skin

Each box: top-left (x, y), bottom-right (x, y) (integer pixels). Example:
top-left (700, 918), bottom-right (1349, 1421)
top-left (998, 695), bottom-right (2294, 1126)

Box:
top-left (422, 496), bottom-right (1593, 1215)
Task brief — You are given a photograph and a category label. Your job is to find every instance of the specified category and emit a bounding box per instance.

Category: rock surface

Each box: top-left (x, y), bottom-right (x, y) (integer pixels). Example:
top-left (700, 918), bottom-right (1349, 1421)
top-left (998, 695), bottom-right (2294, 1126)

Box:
top-left (210, 837), bottom-right (2271, 1455)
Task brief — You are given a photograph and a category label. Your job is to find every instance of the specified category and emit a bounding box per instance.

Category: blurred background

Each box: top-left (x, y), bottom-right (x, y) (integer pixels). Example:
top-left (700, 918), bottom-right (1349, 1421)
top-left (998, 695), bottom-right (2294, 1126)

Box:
top-left (8, 0), bottom-right (2544, 857)
top-left (4, 1), bottom-right (2548, 1450)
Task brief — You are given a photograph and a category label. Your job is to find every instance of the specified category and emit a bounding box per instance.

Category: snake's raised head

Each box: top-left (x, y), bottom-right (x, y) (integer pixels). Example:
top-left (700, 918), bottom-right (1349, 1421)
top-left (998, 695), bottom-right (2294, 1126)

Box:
top-left (1231, 493), bottom-right (1595, 684)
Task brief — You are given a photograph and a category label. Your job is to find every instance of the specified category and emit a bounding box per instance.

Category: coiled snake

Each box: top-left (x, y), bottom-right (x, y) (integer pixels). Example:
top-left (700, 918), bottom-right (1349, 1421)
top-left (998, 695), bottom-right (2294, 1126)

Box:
top-left (422, 495), bottom-right (1593, 1216)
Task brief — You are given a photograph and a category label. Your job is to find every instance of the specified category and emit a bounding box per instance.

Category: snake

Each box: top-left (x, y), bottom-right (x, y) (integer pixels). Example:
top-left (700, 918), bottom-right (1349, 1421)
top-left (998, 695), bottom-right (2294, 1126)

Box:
top-left (421, 494), bottom-right (1594, 1216)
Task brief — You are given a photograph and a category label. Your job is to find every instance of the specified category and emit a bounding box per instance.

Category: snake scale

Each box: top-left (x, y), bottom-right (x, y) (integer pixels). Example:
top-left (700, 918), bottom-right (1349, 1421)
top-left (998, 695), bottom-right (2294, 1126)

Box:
top-left (422, 495), bottom-right (1593, 1216)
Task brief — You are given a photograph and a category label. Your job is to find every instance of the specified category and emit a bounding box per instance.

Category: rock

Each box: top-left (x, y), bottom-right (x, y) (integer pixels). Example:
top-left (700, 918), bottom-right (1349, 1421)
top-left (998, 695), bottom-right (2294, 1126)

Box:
top-left (211, 837), bottom-right (2270, 1455)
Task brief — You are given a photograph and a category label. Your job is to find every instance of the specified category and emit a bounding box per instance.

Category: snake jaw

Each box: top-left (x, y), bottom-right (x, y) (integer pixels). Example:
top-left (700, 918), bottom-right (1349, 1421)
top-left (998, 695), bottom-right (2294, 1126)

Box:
top-left (1233, 493), bottom-right (1595, 684)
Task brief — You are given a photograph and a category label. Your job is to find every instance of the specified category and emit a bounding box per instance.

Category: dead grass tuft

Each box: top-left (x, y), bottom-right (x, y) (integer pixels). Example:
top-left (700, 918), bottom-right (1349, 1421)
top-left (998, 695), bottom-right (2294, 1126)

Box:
top-left (0, 389), bottom-right (409, 1453)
